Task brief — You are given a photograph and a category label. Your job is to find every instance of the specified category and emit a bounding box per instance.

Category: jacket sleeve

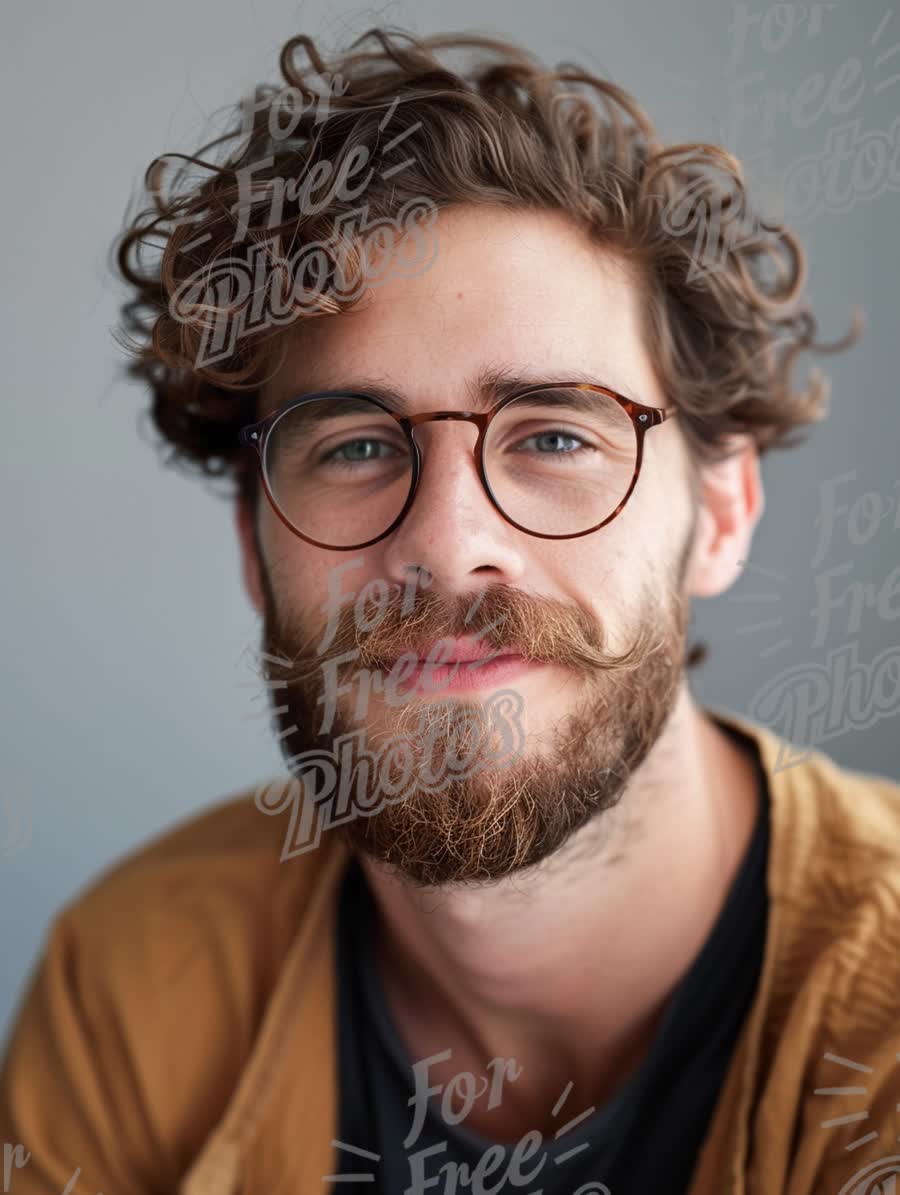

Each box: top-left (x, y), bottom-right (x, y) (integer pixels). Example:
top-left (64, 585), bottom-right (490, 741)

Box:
top-left (0, 907), bottom-right (176, 1195)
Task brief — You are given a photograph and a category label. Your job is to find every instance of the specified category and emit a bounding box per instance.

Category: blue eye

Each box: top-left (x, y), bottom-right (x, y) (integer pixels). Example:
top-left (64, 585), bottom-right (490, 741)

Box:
top-left (322, 439), bottom-right (406, 466)
top-left (520, 431), bottom-right (586, 454)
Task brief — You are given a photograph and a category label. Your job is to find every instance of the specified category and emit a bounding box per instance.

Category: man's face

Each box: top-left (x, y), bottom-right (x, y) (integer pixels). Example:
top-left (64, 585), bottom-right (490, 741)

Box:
top-left (242, 205), bottom-right (700, 889)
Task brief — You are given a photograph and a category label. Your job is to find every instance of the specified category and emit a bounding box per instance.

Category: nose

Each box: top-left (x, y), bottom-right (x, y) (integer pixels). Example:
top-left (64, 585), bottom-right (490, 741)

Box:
top-left (378, 418), bottom-right (527, 594)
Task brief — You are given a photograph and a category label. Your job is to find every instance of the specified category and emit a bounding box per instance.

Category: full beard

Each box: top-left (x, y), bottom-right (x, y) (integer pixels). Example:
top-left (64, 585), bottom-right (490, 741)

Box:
top-left (254, 548), bottom-right (692, 890)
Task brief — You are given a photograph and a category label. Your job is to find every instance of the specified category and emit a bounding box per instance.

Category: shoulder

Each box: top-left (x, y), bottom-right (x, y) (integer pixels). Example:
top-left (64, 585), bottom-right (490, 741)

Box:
top-left (706, 712), bottom-right (900, 1189)
top-left (713, 708), bottom-right (900, 1028)
top-left (711, 706), bottom-right (900, 880)
top-left (21, 780), bottom-right (348, 1163)
top-left (0, 779), bottom-right (349, 1177)
top-left (59, 778), bottom-right (347, 981)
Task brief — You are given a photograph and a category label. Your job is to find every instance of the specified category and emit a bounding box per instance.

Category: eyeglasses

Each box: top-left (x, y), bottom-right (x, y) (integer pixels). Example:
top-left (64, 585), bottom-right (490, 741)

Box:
top-left (239, 382), bottom-right (677, 551)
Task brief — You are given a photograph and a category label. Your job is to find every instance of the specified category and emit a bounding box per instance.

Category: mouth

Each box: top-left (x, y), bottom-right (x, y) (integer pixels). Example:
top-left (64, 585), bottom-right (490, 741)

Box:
top-left (374, 638), bottom-right (541, 693)
top-left (381, 636), bottom-right (523, 669)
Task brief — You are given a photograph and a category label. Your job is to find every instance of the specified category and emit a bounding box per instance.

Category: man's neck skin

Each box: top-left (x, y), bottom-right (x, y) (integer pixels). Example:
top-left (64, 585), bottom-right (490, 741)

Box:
top-left (356, 683), bottom-right (761, 1142)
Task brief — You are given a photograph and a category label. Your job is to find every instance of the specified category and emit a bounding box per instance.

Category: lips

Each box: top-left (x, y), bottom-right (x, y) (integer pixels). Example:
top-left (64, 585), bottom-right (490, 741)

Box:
top-left (385, 636), bottom-right (520, 665)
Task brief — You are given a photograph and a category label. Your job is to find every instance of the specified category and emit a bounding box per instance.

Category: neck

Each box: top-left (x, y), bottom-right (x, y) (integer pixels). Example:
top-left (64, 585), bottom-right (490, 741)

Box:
top-left (356, 684), bottom-right (761, 1138)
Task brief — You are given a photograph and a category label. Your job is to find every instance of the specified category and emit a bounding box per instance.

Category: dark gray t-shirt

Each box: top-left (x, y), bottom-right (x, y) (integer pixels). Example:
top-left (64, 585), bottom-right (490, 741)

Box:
top-left (330, 725), bottom-right (769, 1194)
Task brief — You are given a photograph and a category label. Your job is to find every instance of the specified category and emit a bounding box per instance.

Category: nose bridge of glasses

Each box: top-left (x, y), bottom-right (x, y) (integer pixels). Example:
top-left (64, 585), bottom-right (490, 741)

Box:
top-left (407, 410), bottom-right (487, 459)
top-left (407, 410), bottom-right (484, 428)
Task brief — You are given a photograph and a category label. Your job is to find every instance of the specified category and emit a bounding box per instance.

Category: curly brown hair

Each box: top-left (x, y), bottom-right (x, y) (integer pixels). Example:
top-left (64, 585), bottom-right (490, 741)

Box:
top-left (113, 25), bottom-right (860, 531)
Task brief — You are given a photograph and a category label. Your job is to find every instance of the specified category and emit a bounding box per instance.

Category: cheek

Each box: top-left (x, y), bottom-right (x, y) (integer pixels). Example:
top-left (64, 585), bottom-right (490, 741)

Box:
top-left (257, 516), bottom-right (331, 613)
top-left (572, 493), bottom-right (687, 625)
top-left (627, 447), bottom-right (695, 562)
top-left (267, 538), bottom-right (399, 634)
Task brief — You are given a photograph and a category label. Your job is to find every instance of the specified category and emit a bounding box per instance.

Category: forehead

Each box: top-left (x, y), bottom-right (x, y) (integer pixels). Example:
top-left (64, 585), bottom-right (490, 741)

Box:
top-left (260, 205), bottom-right (662, 414)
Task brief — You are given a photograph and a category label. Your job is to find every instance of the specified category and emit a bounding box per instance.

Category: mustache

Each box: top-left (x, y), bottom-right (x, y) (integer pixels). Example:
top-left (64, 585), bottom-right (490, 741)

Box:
top-left (262, 580), bottom-right (674, 687)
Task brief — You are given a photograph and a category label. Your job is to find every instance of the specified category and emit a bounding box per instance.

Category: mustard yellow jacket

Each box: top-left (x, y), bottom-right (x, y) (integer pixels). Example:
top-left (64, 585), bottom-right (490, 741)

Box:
top-left (2, 709), bottom-right (900, 1195)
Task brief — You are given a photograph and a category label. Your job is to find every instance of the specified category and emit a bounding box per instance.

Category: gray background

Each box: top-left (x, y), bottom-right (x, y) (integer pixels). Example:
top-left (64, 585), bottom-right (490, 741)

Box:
top-left (2, 0), bottom-right (898, 1040)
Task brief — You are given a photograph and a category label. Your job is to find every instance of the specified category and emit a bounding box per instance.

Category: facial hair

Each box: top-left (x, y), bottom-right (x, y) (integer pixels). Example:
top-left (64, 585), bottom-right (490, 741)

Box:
top-left (253, 527), bottom-right (694, 890)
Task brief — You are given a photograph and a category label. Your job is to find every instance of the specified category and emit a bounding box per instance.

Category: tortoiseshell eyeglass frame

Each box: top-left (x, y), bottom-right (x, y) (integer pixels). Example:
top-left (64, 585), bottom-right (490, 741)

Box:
top-left (238, 382), bottom-right (678, 551)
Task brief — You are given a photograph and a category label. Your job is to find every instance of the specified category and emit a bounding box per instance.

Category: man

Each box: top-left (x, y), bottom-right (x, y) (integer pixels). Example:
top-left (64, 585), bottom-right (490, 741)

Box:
top-left (2, 26), bottom-right (898, 1195)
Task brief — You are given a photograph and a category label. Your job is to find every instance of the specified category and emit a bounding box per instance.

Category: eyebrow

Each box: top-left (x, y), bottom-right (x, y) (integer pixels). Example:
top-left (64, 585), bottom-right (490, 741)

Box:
top-left (273, 367), bottom-right (641, 415)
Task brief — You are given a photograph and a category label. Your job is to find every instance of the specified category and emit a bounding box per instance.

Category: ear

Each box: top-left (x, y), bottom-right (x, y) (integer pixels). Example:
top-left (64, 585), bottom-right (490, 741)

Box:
top-left (235, 496), bottom-right (265, 615)
top-left (684, 436), bottom-right (764, 598)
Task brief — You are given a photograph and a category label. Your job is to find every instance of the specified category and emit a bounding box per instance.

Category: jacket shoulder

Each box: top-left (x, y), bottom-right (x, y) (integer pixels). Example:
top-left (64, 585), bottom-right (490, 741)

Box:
top-left (68, 779), bottom-right (339, 946)
top-left (0, 780), bottom-right (346, 1188)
